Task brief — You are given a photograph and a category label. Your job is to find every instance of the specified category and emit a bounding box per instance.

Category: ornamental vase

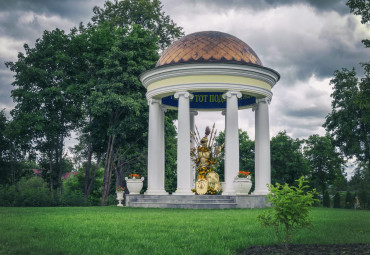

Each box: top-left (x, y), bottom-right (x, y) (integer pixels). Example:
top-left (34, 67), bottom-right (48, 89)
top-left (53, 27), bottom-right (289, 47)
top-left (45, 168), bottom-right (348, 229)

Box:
top-left (125, 177), bottom-right (144, 195)
top-left (116, 191), bottom-right (124, 207)
top-left (233, 176), bottom-right (252, 195)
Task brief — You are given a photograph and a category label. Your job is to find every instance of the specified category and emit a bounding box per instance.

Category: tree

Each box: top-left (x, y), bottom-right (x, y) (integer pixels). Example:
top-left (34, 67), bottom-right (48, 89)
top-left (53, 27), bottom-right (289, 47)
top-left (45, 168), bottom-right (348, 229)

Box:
top-left (304, 134), bottom-right (346, 193)
top-left (258, 176), bottom-right (317, 249)
top-left (347, 0), bottom-right (370, 47)
top-left (5, 29), bottom-right (83, 193)
top-left (0, 110), bottom-right (11, 184)
top-left (324, 68), bottom-right (370, 165)
top-left (333, 192), bottom-right (341, 208)
top-left (79, 0), bottom-right (183, 204)
top-left (91, 0), bottom-right (183, 51)
top-left (83, 23), bottom-right (159, 205)
top-left (323, 190), bottom-right (331, 208)
top-left (270, 131), bottom-right (309, 186)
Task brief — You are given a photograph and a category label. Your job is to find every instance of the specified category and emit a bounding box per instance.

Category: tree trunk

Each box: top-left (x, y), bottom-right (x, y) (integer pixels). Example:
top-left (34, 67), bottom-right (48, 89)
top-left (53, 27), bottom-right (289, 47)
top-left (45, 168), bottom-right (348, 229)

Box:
top-left (114, 159), bottom-right (125, 189)
top-left (56, 134), bottom-right (64, 196)
top-left (86, 154), bottom-right (102, 197)
top-left (101, 135), bottom-right (115, 206)
top-left (84, 142), bottom-right (93, 198)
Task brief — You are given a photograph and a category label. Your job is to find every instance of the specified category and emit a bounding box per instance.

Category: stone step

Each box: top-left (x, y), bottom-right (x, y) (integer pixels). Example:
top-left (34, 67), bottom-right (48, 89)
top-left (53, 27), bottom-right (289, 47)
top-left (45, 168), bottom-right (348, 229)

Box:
top-left (129, 195), bottom-right (234, 200)
top-left (126, 194), bottom-right (237, 209)
top-left (135, 198), bottom-right (235, 204)
top-left (129, 202), bottom-right (237, 209)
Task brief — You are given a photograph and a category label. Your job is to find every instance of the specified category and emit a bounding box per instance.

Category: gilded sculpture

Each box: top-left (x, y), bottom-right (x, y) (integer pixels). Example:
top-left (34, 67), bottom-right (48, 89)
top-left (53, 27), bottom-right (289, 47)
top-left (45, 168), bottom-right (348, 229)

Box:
top-left (191, 124), bottom-right (224, 195)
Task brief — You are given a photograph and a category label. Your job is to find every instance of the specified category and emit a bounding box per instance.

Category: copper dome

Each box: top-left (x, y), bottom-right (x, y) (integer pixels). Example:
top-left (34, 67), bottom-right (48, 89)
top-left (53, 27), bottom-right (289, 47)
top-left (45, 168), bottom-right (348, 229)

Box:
top-left (156, 31), bottom-right (263, 67)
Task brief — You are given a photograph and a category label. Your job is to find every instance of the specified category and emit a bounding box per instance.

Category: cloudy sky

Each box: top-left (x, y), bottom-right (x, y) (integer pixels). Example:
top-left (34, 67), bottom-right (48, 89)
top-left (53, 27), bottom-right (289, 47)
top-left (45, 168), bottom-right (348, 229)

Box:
top-left (0, 0), bottom-right (369, 143)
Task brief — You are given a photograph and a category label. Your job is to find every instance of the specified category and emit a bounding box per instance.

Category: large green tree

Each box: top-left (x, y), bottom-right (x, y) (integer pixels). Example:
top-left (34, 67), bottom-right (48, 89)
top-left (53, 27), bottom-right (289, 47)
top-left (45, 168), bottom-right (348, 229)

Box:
top-left (270, 131), bottom-right (309, 186)
top-left (91, 0), bottom-right (183, 50)
top-left (5, 29), bottom-right (84, 193)
top-left (304, 134), bottom-right (346, 193)
top-left (79, 0), bottom-right (183, 204)
top-left (323, 68), bottom-right (370, 174)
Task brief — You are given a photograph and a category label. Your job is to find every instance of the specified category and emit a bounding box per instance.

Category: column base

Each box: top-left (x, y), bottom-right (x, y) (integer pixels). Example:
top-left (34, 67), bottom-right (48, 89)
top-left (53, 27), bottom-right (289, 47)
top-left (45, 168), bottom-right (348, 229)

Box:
top-left (145, 190), bottom-right (169, 195)
top-left (252, 190), bottom-right (269, 196)
top-left (173, 189), bottom-right (194, 195)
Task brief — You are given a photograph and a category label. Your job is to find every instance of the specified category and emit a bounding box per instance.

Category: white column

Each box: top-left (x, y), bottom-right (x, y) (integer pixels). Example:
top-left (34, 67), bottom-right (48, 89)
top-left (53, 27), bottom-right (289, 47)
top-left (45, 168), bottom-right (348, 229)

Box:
top-left (145, 98), bottom-right (168, 195)
top-left (174, 91), bottom-right (194, 195)
top-left (222, 91), bottom-right (242, 195)
top-left (190, 110), bottom-right (198, 189)
top-left (253, 98), bottom-right (271, 195)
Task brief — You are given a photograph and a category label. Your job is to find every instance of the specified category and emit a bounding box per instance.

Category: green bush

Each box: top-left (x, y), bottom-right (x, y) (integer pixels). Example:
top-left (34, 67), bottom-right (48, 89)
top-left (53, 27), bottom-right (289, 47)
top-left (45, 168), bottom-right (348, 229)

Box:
top-left (323, 190), bottom-right (331, 208)
top-left (345, 191), bottom-right (353, 209)
top-left (333, 192), bottom-right (341, 208)
top-left (61, 174), bottom-right (88, 206)
top-left (0, 184), bottom-right (17, 206)
top-left (358, 190), bottom-right (368, 209)
top-left (258, 176), bottom-right (318, 249)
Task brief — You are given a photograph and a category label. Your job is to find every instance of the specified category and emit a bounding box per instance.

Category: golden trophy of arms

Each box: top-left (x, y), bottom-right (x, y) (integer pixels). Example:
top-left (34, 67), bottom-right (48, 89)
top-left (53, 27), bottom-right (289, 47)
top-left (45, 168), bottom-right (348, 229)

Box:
top-left (206, 171), bottom-right (221, 192)
top-left (195, 179), bottom-right (208, 195)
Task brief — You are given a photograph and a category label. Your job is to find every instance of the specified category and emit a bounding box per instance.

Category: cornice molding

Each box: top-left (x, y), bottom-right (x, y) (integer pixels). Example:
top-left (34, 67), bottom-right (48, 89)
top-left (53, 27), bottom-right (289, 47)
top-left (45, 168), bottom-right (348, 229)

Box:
top-left (140, 63), bottom-right (280, 89)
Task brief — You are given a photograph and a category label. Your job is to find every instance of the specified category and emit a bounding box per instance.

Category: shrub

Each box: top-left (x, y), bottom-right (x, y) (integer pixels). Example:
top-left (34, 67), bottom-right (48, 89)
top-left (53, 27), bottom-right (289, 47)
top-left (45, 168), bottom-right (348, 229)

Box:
top-left (333, 192), bottom-right (341, 208)
top-left (61, 173), bottom-right (88, 206)
top-left (258, 176), bottom-right (318, 249)
top-left (323, 190), bottom-right (331, 208)
top-left (358, 190), bottom-right (368, 209)
top-left (345, 191), bottom-right (353, 209)
top-left (15, 177), bottom-right (53, 206)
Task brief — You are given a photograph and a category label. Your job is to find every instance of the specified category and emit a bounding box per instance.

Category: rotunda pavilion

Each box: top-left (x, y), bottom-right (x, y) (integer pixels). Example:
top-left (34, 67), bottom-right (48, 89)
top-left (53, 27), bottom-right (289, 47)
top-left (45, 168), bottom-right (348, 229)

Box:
top-left (139, 31), bottom-right (280, 197)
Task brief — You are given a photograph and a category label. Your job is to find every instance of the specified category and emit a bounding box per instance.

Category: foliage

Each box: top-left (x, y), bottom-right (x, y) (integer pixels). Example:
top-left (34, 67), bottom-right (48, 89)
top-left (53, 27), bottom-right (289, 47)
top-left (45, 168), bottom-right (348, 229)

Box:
top-left (334, 192), bottom-right (341, 208)
top-left (270, 131), bottom-right (309, 186)
top-left (91, 0), bottom-right (183, 51)
top-left (324, 68), bottom-right (370, 164)
top-left (116, 185), bottom-right (125, 192)
top-left (206, 186), bottom-right (222, 195)
top-left (304, 134), bottom-right (346, 193)
top-left (61, 173), bottom-right (89, 206)
top-left (258, 176), bottom-right (318, 249)
top-left (358, 190), bottom-right (369, 209)
top-left (345, 191), bottom-right (354, 209)
top-left (5, 28), bottom-right (86, 194)
top-left (323, 190), bottom-right (331, 208)
top-left (0, 177), bottom-right (54, 207)
top-left (214, 129), bottom-right (254, 182)
top-left (164, 111), bottom-right (177, 193)
top-left (347, 0), bottom-right (370, 47)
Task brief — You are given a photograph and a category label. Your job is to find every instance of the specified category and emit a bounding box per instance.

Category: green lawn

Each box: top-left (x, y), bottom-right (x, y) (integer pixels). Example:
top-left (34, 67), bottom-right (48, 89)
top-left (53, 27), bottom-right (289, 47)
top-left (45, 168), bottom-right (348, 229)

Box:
top-left (0, 207), bottom-right (369, 255)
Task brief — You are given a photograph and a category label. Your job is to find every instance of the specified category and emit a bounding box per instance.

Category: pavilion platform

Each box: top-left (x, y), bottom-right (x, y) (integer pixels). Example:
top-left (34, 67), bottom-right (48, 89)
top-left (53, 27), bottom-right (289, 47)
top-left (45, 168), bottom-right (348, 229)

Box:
top-left (125, 195), bottom-right (269, 209)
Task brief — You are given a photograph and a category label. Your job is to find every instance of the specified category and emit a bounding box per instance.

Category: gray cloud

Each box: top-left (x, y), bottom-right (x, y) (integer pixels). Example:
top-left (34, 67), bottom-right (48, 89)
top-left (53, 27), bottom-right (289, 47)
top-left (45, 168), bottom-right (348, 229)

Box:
top-left (0, 0), bottom-right (97, 21)
top-left (181, 0), bottom-right (349, 15)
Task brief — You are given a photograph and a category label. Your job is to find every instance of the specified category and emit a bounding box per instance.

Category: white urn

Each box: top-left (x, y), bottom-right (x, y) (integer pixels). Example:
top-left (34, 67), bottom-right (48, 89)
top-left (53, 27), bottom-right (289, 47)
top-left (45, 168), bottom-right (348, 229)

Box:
top-left (116, 191), bottom-right (124, 207)
top-left (233, 176), bottom-right (252, 195)
top-left (125, 177), bottom-right (144, 195)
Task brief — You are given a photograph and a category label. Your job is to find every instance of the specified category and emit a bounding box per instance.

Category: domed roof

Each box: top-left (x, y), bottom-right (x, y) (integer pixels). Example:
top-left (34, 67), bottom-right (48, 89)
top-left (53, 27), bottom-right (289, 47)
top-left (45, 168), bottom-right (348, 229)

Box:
top-left (156, 31), bottom-right (263, 67)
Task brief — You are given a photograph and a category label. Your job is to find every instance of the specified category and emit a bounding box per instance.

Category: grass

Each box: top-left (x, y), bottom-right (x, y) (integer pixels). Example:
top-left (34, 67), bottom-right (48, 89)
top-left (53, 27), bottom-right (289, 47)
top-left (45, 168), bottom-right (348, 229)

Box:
top-left (0, 207), bottom-right (369, 255)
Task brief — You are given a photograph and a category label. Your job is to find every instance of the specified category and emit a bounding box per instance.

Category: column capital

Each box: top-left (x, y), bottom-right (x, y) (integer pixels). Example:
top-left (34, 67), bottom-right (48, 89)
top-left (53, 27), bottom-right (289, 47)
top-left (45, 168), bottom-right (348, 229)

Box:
top-left (256, 97), bottom-right (271, 104)
top-left (174, 91), bottom-right (194, 100)
top-left (253, 97), bottom-right (271, 111)
top-left (190, 110), bottom-right (198, 116)
top-left (148, 98), bottom-right (161, 105)
top-left (161, 105), bottom-right (167, 113)
top-left (222, 91), bottom-right (242, 99)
